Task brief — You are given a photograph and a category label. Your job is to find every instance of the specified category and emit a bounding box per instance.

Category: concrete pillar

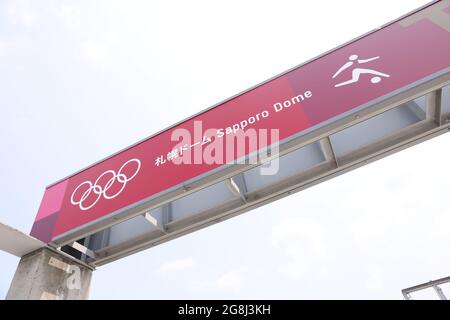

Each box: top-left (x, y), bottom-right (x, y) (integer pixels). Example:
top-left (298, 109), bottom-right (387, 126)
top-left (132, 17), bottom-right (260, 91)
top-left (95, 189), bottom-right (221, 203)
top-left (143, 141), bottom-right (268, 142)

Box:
top-left (6, 247), bottom-right (93, 300)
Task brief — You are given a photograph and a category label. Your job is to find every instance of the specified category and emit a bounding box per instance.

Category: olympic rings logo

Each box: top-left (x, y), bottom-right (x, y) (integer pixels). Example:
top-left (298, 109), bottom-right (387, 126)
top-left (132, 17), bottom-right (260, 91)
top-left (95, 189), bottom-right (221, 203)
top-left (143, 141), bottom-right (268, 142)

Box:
top-left (70, 158), bottom-right (141, 211)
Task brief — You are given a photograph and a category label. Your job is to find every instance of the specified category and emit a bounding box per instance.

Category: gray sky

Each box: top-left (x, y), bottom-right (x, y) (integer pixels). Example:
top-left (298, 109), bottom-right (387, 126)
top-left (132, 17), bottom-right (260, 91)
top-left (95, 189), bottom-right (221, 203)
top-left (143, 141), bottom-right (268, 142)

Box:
top-left (1, 0), bottom-right (449, 299)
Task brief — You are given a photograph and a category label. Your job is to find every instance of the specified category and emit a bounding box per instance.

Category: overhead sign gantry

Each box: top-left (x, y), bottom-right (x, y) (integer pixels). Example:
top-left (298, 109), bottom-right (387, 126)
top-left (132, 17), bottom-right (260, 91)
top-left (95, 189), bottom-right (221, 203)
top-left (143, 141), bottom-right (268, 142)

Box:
top-left (31, 0), bottom-right (450, 266)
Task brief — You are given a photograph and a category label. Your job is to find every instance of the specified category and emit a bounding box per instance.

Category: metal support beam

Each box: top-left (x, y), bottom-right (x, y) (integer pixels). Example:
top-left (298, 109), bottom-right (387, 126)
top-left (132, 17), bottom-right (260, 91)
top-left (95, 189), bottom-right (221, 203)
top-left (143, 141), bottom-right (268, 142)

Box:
top-left (405, 100), bottom-right (426, 121)
top-left (225, 177), bottom-right (247, 203)
top-left (0, 222), bottom-right (45, 257)
top-left (92, 113), bottom-right (450, 266)
top-left (433, 285), bottom-right (448, 300)
top-left (238, 172), bottom-right (248, 194)
top-left (319, 137), bottom-right (339, 167)
top-left (403, 292), bottom-right (412, 300)
top-left (427, 89), bottom-right (442, 125)
top-left (162, 203), bottom-right (172, 227)
top-left (67, 242), bottom-right (96, 260)
top-left (144, 211), bottom-right (168, 234)
top-left (402, 276), bottom-right (450, 300)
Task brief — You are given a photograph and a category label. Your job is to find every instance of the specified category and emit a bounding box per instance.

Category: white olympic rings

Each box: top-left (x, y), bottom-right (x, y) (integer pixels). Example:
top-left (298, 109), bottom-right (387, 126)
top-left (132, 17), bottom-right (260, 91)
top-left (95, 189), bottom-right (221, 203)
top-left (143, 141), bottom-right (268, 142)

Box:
top-left (70, 158), bottom-right (141, 211)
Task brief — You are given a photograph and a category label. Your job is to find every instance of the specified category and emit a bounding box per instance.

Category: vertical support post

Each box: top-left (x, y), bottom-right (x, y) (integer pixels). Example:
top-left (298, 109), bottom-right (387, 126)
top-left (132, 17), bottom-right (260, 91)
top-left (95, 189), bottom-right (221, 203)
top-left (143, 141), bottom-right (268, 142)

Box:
top-left (402, 291), bottom-right (412, 300)
top-left (6, 247), bottom-right (93, 300)
top-left (426, 89), bottom-right (442, 125)
top-left (433, 285), bottom-right (448, 300)
top-left (320, 137), bottom-right (339, 167)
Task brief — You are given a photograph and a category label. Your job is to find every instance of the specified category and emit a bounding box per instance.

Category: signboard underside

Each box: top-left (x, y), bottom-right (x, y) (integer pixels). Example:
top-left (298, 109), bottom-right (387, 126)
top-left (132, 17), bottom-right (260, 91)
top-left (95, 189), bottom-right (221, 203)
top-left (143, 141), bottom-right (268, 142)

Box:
top-left (86, 82), bottom-right (450, 266)
top-left (30, 1), bottom-right (450, 266)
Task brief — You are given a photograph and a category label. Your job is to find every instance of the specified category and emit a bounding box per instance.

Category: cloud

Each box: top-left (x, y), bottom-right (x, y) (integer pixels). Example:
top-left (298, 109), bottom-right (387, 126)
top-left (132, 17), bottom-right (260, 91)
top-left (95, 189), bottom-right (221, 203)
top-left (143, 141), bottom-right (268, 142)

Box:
top-left (342, 140), bottom-right (450, 248)
top-left (0, 41), bottom-right (6, 56)
top-left (345, 209), bottom-right (394, 244)
top-left (158, 257), bottom-right (196, 273)
top-left (81, 40), bottom-right (112, 70)
top-left (271, 217), bottom-right (328, 278)
top-left (7, 0), bottom-right (38, 27)
top-left (56, 3), bottom-right (81, 31)
top-left (0, 38), bottom-right (30, 59)
top-left (215, 268), bottom-right (246, 290)
top-left (365, 265), bottom-right (383, 291)
top-left (16, 64), bottom-right (25, 72)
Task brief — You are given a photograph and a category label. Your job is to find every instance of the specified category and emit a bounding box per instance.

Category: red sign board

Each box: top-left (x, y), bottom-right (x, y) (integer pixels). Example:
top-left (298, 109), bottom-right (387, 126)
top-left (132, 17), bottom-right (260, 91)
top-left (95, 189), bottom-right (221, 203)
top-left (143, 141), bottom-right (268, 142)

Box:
top-left (31, 1), bottom-right (450, 243)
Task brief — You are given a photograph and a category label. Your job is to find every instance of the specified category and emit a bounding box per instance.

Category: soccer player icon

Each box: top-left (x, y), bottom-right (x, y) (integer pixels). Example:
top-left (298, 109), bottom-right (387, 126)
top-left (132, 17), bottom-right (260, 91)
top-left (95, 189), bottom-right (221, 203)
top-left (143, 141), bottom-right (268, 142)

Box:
top-left (332, 54), bottom-right (390, 88)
